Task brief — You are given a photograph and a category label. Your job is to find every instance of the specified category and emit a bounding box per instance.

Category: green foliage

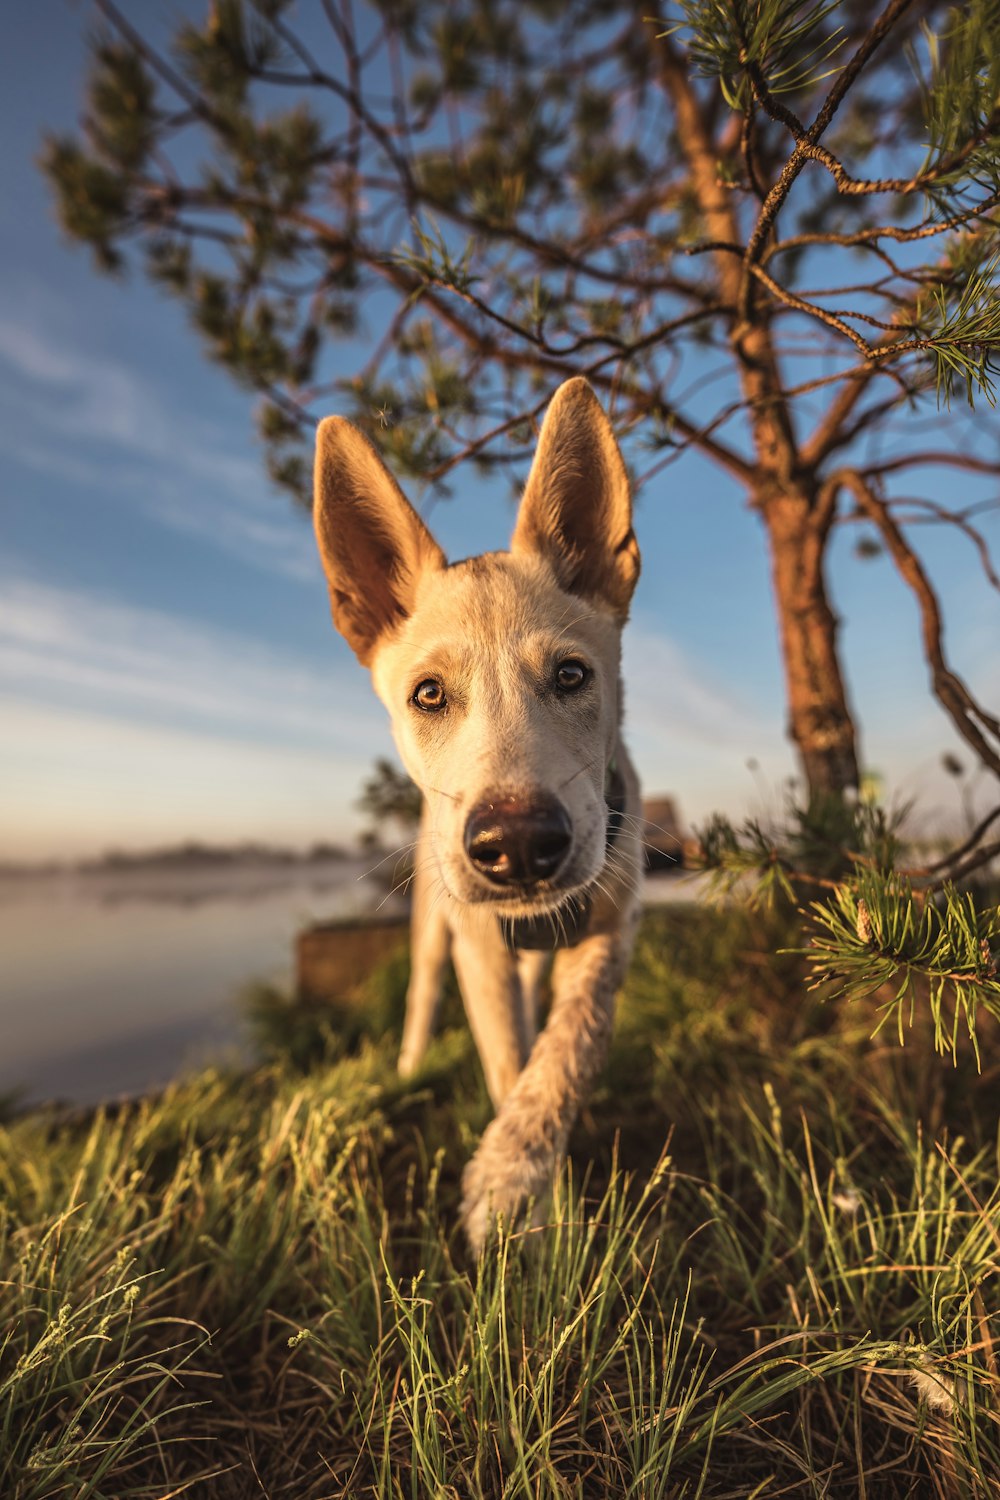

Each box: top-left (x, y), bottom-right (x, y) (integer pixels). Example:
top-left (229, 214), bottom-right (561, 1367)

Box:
top-left (696, 795), bottom-right (1000, 1063)
top-left (917, 0), bottom-right (1000, 196)
top-left (87, 39), bottom-right (157, 173)
top-left (696, 792), bottom-right (902, 903)
top-left (805, 870), bottom-right (1000, 1061)
top-left (357, 757), bottom-right (423, 837)
top-left (40, 139), bottom-right (131, 274)
top-left (3, 907), bottom-right (1000, 1494)
top-left (394, 218), bottom-right (481, 295)
top-left (917, 249), bottom-right (1000, 407)
top-left (38, 0), bottom-right (1000, 516)
top-left (175, 0), bottom-right (285, 113)
top-left (667, 0), bottom-right (846, 108)
top-left (40, 36), bottom-right (156, 272)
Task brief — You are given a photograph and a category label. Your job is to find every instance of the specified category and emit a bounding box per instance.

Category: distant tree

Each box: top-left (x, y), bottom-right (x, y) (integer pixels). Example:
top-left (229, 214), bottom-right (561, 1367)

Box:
top-left (357, 757), bottom-right (422, 842)
top-left (42, 0), bottom-right (1000, 816)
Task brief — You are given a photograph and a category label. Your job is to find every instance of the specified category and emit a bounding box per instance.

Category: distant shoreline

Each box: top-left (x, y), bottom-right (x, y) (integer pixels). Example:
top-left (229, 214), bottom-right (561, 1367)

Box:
top-left (0, 839), bottom-right (368, 880)
top-left (0, 845), bottom-right (417, 911)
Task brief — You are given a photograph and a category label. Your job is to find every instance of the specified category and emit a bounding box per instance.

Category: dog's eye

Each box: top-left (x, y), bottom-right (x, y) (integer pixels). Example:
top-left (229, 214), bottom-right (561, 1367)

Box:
top-left (412, 678), bottom-right (447, 712)
top-left (555, 659), bottom-right (589, 693)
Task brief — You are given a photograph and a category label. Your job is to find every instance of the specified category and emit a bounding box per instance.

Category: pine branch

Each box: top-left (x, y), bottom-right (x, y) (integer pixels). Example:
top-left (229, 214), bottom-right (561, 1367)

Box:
top-left (739, 0), bottom-right (917, 302)
top-left (696, 796), bottom-right (1000, 1061)
top-left (804, 872), bottom-right (1000, 1063)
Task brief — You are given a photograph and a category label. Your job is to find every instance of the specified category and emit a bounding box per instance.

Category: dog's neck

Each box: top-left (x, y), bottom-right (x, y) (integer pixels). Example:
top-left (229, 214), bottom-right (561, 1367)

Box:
top-left (501, 759), bottom-right (627, 953)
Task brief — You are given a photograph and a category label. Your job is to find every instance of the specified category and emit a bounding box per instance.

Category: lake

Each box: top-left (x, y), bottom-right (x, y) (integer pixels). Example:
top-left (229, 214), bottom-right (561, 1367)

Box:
top-left (0, 859), bottom-right (407, 1107)
top-left (0, 860), bottom-right (698, 1109)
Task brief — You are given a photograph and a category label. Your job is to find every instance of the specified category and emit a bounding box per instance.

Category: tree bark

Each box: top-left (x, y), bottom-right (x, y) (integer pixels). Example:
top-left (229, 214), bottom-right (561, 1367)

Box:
top-left (656, 34), bottom-right (861, 801)
top-left (760, 488), bottom-right (860, 797)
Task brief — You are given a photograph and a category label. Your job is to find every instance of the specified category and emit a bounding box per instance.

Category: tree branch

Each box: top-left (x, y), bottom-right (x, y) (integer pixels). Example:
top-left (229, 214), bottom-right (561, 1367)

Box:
top-left (837, 469), bottom-right (1000, 780)
top-left (847, 493), bottom-right (1000, 597)
top-left (741, 0), bottom-right (917, 300)
top-left (909, 803), bottom-right (1000, 879)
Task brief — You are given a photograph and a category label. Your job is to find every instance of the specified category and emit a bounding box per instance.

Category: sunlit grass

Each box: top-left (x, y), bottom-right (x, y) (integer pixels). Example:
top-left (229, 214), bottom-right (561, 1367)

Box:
top-left (2, 905), bottom-right (999, 1496)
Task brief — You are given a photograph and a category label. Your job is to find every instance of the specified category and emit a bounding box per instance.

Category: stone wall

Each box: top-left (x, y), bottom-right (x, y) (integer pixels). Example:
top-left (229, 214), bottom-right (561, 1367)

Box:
top-left (296, 915), bottom-right (408, 1002)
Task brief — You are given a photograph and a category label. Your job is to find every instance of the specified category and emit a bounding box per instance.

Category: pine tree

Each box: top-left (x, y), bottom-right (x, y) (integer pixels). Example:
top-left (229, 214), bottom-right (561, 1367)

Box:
top-left (42, 0), bottom-right (1000, 1048)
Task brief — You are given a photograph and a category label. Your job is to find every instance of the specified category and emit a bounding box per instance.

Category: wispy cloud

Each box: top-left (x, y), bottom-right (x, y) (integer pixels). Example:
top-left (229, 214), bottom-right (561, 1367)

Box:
top-left (621, 619), bottom-right (795, 818)
top-left (0, 571), bottom-right (796, 852)
top-left (1, 698), bottom-right (378, 859)
top-left (0, 573), bottom-right (387, 753)
top-left (623, 621), bottom-right (781, 753)
top-left (0, 316), bottom-right (316, 581)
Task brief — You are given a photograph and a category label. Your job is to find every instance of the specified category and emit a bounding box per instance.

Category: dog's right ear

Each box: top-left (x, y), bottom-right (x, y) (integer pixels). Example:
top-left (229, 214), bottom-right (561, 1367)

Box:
top-left (313, 417), bottom-right (446, 664)
top-left (511, 378), bottom-right (639, 618)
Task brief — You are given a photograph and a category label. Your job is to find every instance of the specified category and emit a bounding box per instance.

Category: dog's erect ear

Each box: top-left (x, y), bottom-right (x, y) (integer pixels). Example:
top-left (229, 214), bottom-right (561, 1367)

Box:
top-left (314, 417), bottom-right (446, 664)
top-left (511, 378), bottom-right (640, 617)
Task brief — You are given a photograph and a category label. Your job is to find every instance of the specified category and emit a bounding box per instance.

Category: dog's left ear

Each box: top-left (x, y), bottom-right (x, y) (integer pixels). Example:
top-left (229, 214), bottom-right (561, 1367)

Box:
top-left (511, 377), bottom-right (640, 617)
top-left (314, 416), bottom-right (446, 664)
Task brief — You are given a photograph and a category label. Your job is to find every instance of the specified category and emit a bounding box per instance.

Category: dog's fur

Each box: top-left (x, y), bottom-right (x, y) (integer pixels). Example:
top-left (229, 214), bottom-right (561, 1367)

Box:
top-left (313, 378), bottom-right (643, 1249)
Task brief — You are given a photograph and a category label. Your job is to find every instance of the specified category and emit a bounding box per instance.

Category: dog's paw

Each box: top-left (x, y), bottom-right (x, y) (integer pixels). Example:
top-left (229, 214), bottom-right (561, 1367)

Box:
top-left (460, 1123), bottom-right (554, 1255)
top-left (397, 1047), bottom-right (419, 1080)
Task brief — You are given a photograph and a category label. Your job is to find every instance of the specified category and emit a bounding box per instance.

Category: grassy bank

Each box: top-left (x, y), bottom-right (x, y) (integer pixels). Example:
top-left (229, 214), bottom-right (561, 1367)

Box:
top-left (2, 904), bottom-right (999, 1497)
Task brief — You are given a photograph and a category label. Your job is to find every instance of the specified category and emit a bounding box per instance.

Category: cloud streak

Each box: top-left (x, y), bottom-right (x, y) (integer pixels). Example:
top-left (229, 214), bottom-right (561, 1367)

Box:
top-left (623, 621), bottom-right (781, 754)
top-left (0, 573), bottom-right (387, 753)
top-left (1, 698), bottom-right (379, 859)
top-left (0, 316), bottom-right (316, 581)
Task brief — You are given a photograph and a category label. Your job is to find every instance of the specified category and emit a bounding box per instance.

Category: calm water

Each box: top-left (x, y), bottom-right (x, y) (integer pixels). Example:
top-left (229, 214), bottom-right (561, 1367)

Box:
top-left (0, 860), bottom-right (405, 1106)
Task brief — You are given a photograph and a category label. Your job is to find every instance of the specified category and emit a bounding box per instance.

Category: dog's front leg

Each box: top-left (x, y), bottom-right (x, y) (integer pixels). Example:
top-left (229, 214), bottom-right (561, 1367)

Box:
top-left (516, 950), bottom-right (550, 1053)
top-left (398, 820), bottom-right (452, 1079)
top-left (451, 920), bottom-right (533, 1109)
top-left (460, 917), bottom-right (635, 1252)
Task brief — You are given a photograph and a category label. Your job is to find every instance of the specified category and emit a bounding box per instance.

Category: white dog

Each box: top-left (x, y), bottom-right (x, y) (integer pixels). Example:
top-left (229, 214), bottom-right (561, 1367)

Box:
top-left (313, 378), bottom-right (643, 1249)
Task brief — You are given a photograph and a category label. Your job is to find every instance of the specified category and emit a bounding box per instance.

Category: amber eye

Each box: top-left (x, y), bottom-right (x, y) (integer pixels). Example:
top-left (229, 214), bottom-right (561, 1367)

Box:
top-left (413, 678), bottom-right (447, 712)
top-left (555, 659), bottom-right (589, 693)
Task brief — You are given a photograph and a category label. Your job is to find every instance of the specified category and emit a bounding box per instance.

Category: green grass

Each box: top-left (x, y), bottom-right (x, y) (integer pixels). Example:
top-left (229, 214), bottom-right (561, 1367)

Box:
top-left (3, 904), bottom-right (1000, 1497)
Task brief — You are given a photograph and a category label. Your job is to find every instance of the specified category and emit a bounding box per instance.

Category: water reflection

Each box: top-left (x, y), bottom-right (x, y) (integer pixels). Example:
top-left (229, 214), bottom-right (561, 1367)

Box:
top-left (0, 860), bottom-right (403, 1107)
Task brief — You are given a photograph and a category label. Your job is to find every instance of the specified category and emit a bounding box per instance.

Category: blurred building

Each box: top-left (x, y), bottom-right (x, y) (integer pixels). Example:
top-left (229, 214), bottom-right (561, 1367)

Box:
top-left (640, 795), bottom-right (686, 871)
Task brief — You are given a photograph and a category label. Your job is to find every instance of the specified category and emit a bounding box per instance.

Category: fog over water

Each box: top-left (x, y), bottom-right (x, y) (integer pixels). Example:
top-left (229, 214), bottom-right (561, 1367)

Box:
top-left (0, 855), bottom-right (701, 1108)
top-left (0, 859), bottom-right (404, 1106)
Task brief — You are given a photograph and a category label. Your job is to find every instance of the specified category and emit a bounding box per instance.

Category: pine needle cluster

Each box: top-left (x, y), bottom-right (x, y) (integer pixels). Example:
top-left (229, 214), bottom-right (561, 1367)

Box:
top-left (695, 791), bottom-right (1000, 1061)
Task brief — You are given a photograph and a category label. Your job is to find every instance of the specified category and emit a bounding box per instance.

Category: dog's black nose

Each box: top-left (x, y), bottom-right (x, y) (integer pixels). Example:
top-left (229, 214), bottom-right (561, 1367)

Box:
top-left (464, 795), bottom-right (572, 886)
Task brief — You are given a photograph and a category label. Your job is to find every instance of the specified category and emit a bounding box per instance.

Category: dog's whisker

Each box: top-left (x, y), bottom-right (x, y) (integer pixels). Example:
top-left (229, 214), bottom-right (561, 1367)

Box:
top-left (356, 840), bottom-right (420, 883)
top-left (424, 784), bottom-right (460, 803)
top-left (587, 873), bottom-right (622, 912)
top-left (604, 820), bottom-right (683, 864)
top-left (560, 757), bottom-right (601, 791)
top-left (612, 811), bottom-right (685, 849)
top-left (602, 854), bottom-right (642, 896)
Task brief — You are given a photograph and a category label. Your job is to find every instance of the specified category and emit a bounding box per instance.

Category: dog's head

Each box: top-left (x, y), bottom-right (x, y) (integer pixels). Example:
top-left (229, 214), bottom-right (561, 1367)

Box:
top-left (314, 378), bottom-right (640, 918)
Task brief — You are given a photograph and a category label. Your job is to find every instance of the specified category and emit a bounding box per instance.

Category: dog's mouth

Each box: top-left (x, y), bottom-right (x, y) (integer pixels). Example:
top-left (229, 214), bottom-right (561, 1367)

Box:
top-left (466, 880), bottom-right (586, 916)
top-left (444, 856), bottom-right (604, 920)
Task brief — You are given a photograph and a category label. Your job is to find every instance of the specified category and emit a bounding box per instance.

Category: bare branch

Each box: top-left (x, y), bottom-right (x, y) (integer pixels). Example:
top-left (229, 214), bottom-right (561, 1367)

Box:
top-left (838, 469), bottom-right (1000, 780)
top-left (747, 51), bottom-right (1000, 200)
top-left (924, 838), bottom-right (1000, 887)
top-left (912, 803), bottom-right (1000, 877)
top-left (846, 493), bottom-right (1000, 597)
top-left (765, 195), bottom-right (1000, 260)
top-left (862, 453), bottom-right (1000, 478)
top-left (741, 0), bottom-right (917, 300)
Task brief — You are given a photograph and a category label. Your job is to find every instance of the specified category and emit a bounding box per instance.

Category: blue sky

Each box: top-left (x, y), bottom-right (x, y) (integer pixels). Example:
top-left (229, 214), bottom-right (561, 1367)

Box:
top-left (2, 1), bottom-right (997, 859)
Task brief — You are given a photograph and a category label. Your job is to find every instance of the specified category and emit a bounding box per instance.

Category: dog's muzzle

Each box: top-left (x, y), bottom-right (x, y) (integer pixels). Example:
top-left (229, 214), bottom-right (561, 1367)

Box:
top-left (463, 794), bottom-right (572, 888)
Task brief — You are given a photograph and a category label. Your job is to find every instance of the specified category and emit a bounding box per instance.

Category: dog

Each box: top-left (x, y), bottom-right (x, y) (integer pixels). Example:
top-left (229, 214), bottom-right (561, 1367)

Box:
top-left (313, 377), bottom-right (643, 1250)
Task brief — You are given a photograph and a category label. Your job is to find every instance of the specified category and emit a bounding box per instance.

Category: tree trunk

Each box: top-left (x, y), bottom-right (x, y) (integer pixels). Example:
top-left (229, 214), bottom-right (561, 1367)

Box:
top-left (760, 489), bottom-right (860, 798)
top-left (657, 37), bottom-right (861, 802)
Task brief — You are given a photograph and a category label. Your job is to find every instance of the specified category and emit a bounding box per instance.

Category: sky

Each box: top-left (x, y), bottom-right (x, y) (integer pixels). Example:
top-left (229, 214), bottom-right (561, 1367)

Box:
top-left (1, 0), bottom-right (997, 860)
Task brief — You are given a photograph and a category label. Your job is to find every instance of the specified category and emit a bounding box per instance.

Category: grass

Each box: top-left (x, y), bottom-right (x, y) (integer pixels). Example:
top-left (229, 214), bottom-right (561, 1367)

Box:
top-left (2, 902), bottom-right (1000, 1497)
